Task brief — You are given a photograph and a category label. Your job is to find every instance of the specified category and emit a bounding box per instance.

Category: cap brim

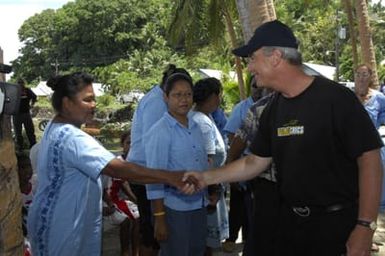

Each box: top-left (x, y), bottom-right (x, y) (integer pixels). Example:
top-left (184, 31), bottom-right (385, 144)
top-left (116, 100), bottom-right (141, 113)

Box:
top-left (232, 45), bottom-right (254, 57)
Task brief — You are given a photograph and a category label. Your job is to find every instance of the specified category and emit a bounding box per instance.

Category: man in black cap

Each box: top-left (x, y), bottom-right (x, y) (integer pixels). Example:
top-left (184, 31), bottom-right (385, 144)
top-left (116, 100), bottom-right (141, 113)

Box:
top-left (184, 20), bottom-right (383, 255)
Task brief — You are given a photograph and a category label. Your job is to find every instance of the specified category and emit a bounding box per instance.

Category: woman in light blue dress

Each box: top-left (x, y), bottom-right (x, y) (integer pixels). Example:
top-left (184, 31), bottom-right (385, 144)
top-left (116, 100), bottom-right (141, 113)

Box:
top-left (27, 72), bottom-right (189, 256)
top-left (191, 77), bottom-right (229, 255)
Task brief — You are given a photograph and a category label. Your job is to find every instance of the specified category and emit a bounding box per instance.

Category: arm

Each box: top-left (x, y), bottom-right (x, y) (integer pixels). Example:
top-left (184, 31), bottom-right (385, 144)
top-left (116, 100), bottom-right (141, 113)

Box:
top-left (226, 135), bottom-right (247, 163)
top-left (121, 181), bottom-right (137, 203)
top-left (29, 89), bottom-right (37, 106)
top-left (346, 148), bottom-right (383, 255)
top-left (151, 199), bottom-right (168, 241)
top-left (184, 154), bottom-right (272, 192)
top-left (102, 159), bottom-right (186, 189)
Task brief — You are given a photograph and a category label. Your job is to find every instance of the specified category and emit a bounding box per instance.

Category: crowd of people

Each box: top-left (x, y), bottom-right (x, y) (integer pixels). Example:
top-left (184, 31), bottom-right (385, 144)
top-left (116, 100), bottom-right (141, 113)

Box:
top-left (12, 19), bottom-right (385, 256)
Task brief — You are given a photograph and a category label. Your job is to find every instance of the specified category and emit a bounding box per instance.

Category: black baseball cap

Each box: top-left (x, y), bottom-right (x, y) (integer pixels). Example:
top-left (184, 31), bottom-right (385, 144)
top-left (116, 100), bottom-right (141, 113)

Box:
top-left (232, 20), bottom-right (299, 57)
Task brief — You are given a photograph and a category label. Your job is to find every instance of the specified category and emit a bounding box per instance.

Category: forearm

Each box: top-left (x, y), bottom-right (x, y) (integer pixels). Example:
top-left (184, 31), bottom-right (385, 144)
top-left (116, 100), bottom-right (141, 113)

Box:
top-left (357, 149), bottom-right (383, 221)
top-left (204, 154), bottom-right (272, 185)
top-left (226, 136), bottom-right (246, 163)
top-left (102, 159), bottom-right (172, 185)
top-left (151, 199), bottom-right (165, 214)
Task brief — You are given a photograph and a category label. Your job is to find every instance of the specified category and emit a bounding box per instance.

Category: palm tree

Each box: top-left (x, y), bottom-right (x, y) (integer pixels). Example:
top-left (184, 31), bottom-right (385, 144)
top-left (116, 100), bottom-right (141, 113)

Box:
top-left (342, 0), bottom-right (359, 69)
top-left (235, 0), bottom-right (275, 42)
top-left (355, 0), bottom-right (379, 86)
top-left (169, 0), bottom-right (247, 99)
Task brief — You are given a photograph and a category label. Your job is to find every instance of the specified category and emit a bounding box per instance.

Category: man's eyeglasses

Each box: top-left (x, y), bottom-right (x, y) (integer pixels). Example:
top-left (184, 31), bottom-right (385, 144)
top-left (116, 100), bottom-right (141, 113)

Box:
top-left (355, 72), bottom-right (370, 78)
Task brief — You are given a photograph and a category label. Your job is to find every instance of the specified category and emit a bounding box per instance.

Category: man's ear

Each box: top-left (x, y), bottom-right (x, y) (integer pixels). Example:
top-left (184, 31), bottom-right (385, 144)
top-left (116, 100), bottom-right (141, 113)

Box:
top-left (270, 49), bottom-right (283, 67)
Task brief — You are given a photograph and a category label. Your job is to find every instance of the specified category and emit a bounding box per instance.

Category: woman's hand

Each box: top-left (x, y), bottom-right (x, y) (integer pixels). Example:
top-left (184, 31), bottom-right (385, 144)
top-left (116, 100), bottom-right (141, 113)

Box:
top-left (154, 215), bottom-right (168, 242)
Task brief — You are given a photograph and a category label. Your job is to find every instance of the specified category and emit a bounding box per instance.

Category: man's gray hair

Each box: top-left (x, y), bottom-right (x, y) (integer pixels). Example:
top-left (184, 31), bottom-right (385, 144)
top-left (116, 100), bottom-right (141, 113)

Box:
top-left (262, 46), bottom-right (302, 66)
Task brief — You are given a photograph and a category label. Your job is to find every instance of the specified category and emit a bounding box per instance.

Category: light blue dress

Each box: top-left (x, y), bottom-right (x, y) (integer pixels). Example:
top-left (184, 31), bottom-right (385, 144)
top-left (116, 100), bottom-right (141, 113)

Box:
top-left (191, 111), bottom-right (229, 248)
top-left (363, 89), bottom-right (385, 211)
top-left (28, 122), bottom-right (115, 256)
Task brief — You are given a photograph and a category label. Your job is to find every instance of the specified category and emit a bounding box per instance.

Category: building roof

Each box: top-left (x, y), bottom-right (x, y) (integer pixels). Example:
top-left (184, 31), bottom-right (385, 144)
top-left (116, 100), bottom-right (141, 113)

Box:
top-left (32, 81), bottom-right (105, 97)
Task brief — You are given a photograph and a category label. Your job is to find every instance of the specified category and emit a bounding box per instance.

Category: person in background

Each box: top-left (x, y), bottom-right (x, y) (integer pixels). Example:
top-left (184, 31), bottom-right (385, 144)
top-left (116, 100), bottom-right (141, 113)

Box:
top-left (226, 90), bottom-right (278, 255)
top-left (102, 131), bottom-right (140, 256)
top-left (127, 64), bottom-right (191, 256)
top-left (191, 77), bottom-right (229, 256)
top-left (221, 76), bottom-right (263, 252)
top-left (183, 20), bottom-right (383, 256)
top-left (211, 108), bottom-right (228, 143)
top-left (13, 78), bottom-right (37, 150)
top-left (379, 78), bottom-right (385, 95)
top-left (354, 64), bottom-right (385, 252)
top-left (27, 72), bottom-right (192, 256)
top-left (145, 73), bottom-right (208, 256)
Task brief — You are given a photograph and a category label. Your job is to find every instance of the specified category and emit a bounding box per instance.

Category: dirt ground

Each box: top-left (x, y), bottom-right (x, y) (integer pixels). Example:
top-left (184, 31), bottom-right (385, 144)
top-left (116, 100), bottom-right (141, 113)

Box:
top-left (102, 212), bottom-right (385, 256)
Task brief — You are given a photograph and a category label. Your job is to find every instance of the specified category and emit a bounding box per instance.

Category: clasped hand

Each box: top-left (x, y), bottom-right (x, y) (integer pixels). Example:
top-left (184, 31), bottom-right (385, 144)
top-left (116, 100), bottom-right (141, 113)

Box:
top-left (167, 171), bottom-right (207, 194)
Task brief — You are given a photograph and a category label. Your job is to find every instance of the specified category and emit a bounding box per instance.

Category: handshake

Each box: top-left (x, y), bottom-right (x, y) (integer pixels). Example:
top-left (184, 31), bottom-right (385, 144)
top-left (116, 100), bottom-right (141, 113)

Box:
top-left (166, 171), bottom-right (208, 194)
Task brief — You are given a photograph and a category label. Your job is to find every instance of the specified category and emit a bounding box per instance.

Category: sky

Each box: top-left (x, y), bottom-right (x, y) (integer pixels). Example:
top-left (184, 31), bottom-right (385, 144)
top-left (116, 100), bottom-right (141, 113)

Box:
top-left (0, 0), bottom-right (72, 66)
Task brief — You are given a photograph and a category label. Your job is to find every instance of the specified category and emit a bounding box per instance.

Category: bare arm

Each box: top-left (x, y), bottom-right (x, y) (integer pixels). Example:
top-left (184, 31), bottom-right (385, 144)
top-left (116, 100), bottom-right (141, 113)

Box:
top-left (199, 154), bottom-right (272, 187)
top-left (357, 149), bottom-right (382, 222)
top-left (226, 135), bottom-right (247, 163)
top-left (152, 199), bottom-right (168, 241)
top-left (346, 148), bottom-right (383, 255)
top-left (102, 158), bottom-right (186, 189)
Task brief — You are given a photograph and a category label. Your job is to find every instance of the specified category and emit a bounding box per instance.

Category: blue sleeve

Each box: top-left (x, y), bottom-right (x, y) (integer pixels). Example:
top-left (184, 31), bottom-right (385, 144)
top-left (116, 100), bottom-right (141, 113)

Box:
top-left (144, 123), bottom-right (169, 200)
top-left (65, 132), bottom-right (115, 181)
top-left (202, 122), bottom-right (216, 155)
top-left (142, 98), bottom-right (167, 132)
top-left (224, 103), bottom-right (242, 134)
top-left (377, 94), bottom-right (385, 126)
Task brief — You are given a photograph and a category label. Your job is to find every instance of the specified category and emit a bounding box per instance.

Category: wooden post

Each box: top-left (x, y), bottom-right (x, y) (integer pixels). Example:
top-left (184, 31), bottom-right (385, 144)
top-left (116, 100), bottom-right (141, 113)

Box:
top-left (0, 46), bottom-right (23, 256)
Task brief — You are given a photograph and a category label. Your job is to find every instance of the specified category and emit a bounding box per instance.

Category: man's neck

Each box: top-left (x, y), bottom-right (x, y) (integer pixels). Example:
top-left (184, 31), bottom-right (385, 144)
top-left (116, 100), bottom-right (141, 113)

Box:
top-left (276, 68), bottom-right (314, 98)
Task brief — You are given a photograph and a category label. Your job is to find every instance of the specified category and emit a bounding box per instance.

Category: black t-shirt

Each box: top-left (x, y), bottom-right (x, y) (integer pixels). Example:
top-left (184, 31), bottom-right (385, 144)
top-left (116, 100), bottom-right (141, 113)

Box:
top-left (19, 88), bottom-right (37, 113)
top-left (250, 76), bottom-right (383, 206)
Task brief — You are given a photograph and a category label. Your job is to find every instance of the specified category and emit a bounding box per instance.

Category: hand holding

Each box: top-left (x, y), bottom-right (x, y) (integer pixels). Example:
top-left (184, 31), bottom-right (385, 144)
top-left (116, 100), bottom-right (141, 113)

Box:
top-left (181, 171), bottom-right (207, 194)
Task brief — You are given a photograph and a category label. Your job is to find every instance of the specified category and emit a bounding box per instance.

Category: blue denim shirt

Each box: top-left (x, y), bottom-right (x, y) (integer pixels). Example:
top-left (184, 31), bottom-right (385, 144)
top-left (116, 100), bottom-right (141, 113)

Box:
top-left (145, 112), bottom-right (208, 211)
top-left (127, 85), bottom-right (167, 165)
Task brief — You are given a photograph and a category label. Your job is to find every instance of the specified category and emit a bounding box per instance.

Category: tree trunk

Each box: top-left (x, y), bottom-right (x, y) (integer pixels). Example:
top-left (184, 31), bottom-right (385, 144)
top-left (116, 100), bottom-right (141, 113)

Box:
top-left (0, 47), bottom-right (23, 256)
top-left (234, 0), bottom-right (275, 99)
top-left (355, 0), bottom-right (379, 87)
top-left (265, 0), bottom-right (277, 21)
top-left (342, 0), bottom-right (359, 70)
top-left (236, 0), bottom-right (273, 42)
top-left (223, 5), bottom-right (246, 99)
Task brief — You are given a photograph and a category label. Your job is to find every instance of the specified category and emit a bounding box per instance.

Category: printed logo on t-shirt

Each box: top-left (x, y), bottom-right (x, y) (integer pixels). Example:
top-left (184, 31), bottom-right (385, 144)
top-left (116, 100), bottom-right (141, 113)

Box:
top-left (277, 120), bottom-right (304, 137)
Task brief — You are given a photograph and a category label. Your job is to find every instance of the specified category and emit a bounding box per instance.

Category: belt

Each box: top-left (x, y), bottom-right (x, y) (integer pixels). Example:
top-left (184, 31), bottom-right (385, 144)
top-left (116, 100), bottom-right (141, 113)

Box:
top-left (290, 202), bottom-right (356, 217)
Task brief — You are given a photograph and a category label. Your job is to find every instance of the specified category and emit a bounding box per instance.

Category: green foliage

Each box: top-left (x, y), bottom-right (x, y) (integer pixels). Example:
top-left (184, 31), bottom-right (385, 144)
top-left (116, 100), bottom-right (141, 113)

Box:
top-left (100, 122), bottom-right (131, 138)
top-left (12, 0), bottom-right (175, 81)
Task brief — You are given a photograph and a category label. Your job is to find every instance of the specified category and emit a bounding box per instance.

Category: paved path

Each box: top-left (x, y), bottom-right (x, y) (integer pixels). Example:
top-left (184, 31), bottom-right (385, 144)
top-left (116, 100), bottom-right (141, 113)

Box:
top-left (103, 212), bottom-right (385, 255)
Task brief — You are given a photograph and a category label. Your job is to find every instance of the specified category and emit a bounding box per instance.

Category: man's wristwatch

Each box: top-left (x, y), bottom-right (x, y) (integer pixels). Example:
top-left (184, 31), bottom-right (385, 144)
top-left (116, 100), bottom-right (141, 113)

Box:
top-left (356, 219), bottom-right (377, 231)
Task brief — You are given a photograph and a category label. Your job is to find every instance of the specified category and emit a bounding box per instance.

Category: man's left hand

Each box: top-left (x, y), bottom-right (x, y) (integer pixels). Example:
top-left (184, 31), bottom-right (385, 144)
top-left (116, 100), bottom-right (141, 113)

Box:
top-left (346, 225), bottom-right (374, 256)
